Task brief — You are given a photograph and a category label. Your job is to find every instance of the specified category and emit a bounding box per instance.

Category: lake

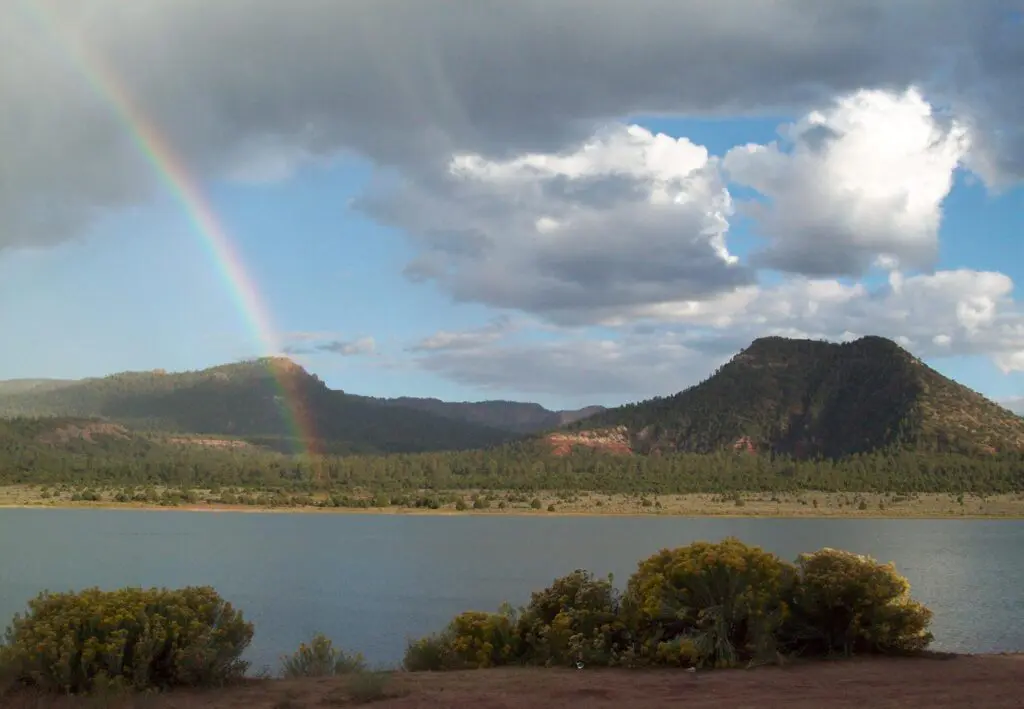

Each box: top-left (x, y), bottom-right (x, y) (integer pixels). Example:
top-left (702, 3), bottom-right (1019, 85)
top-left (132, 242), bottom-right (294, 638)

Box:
top-left (1, 509), bottom-right (1021, 670)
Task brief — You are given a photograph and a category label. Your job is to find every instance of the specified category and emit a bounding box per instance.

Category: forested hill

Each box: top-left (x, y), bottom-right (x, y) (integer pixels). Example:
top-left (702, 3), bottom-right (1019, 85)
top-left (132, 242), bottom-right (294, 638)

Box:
top-left (567, 335), bottom-right (1024, 458)
top-left (0, 358), bottom-right (514, 454)
top-left (2, 415), bottom-right (1022, 495)
top-left (0, 379), bottom-right (76, 396)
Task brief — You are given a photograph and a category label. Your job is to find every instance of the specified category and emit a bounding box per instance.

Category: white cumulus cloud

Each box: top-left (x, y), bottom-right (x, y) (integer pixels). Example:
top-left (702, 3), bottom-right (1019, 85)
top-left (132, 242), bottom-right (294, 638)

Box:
top-left (361, 124), bottom-right (748, 324)
top-left (723, 88), bottom-right (970, 276)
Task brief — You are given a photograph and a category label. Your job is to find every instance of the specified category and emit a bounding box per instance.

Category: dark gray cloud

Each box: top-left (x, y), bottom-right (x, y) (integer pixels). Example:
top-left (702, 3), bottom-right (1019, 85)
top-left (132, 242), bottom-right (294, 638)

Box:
top-left (2, 0), bottom-right (1022, 252)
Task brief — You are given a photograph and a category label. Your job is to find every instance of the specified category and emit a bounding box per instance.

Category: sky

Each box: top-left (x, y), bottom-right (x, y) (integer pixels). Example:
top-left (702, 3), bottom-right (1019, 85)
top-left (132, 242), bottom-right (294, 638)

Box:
top-left (1, 1), bottom-right (1023, 414)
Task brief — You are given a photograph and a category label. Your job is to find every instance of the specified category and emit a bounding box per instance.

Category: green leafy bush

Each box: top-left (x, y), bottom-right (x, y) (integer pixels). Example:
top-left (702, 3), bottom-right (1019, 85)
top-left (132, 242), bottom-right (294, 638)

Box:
top-left (624, 538), bottom-right (796, 668)
top-left (280, 633), bottom-right (366, 678)
top-left (0, 586), bottom-right (252, 694)
top-left (516, 570), bottom-right (631, 667)
top-left (785, 548), bottom-right (933, 655)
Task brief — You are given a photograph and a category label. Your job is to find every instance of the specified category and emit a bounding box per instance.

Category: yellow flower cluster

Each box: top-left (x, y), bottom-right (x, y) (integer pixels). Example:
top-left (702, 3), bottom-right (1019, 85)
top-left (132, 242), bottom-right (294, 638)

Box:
top-left (1, 586), bottom-right (253, 694)
top-left (400, 540), bottom-right (933, 673)
top-left (446, 611), bottom-right (516, 668)
top-left (794, 548), bottom-right (933, 654)
top-left (625, 538), bottom-right (796, 667)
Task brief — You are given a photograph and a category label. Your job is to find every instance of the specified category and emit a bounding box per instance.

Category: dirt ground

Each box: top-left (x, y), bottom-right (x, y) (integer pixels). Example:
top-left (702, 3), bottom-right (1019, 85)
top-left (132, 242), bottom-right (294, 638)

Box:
top-left (6, 655), bottom-right (1023, 709)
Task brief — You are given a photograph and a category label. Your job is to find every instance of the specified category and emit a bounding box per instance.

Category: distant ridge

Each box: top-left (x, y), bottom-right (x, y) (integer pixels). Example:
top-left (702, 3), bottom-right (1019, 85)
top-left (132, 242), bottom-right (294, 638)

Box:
top-left (364, 396), bottom-right (605, 434)
top-left (0, 358), bottom-right (604, 453)
top-left (0, 358), bottom-right (514, 454)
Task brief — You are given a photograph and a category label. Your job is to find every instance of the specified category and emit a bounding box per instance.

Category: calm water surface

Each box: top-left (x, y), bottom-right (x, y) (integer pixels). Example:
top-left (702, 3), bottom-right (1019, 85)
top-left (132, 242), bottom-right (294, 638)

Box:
top-left (1, 509), bottom-right (1021, 669)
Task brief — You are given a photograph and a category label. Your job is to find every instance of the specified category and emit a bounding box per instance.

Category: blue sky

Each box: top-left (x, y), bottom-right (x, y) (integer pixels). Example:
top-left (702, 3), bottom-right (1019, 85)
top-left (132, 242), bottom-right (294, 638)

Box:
top-left (2, 2), bottom-right (1023, 413)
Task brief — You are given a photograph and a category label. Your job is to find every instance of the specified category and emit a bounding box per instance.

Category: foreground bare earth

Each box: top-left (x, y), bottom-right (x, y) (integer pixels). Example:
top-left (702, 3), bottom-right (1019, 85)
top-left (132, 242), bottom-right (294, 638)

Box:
top-left (7, 655), bottom-right (1024, 709)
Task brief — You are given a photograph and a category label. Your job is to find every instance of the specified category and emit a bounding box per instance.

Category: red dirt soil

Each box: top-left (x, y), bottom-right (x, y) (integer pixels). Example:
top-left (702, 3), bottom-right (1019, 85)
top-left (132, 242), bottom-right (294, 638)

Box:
top-left (7, 655), bottom-right (1023, 709)
top-left (546, 427), bottom-right (633, 456)
top-left (733, 435), bottom-right (757, 454)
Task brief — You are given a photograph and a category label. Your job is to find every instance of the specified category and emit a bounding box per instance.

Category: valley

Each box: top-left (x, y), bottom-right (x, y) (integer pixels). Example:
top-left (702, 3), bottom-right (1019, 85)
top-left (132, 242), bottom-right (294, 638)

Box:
top-left (1, 336), bottom-right (1022, 512)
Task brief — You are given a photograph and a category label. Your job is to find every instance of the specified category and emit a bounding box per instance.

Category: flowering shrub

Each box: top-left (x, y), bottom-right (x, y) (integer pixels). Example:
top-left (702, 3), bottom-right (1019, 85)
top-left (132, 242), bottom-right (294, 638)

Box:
top-left (280, 633), bottom-right (366, 677)
top-left (652, 636), bottom-right (700, 666)
top-left (448, 610), bottom-right (519, 668)
top-left (0, 586), bottom-right (252, 694)
top-left (403, 633), bottom-right (450, 672)
top-left (624, 538), bottom-right (796, 668)
top-left (785, 548), bottom-right (933, 655)
top-left (516, 570), bottom-right (632, 667)
top-left (404, 609), bottom-right (519, 671)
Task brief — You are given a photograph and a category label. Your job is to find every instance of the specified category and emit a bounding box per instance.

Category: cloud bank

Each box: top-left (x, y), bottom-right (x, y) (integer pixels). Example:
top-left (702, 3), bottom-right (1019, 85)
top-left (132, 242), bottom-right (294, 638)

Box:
top-left (4, 1), bottom-right (1023, 401)
top-left (3, 1), bottom-right (1022, 251)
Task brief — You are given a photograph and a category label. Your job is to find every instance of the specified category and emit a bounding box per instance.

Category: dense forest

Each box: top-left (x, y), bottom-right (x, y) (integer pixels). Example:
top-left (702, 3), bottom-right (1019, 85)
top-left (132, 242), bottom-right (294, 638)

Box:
top-left (576, 336), bottom-right (1024, 457)
top-left (1, 417), bottom-right (1022, 495)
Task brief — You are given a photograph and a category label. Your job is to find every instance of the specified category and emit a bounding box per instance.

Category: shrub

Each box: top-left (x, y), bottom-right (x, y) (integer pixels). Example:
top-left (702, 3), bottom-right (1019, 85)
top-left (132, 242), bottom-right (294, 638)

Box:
top-left (346, 671), bottom-right (395, 704)
top-left (624, 538), bottom-right (795, 668)
top-left (403, 633), bottom-right (450, 672)
top-left (516, 570), bottom-right (631, 667)
top-left (447, 610), bottom-right (519, 668)
top-left (652, 636), bottom-right (700, 667)
top-left (280, 633), bottom-right (366, 678)
top-left (785, 548), bottom-right (933, 656)
top-left (404, 609), bottom-right (518, 671)
top-left (0, 586), bottom-right (253, 694)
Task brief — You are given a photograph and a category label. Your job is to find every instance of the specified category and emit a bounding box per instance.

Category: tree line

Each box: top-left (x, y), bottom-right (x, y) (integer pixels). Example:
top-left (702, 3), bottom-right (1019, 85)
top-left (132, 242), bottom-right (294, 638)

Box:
top-left (1, 423), bottom-right (1021, 494)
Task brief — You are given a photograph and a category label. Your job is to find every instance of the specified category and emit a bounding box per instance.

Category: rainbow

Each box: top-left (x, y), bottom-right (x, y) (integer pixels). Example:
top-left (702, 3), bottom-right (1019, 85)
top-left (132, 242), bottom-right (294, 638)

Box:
top-left (18, 1), bottom-right (322, 460)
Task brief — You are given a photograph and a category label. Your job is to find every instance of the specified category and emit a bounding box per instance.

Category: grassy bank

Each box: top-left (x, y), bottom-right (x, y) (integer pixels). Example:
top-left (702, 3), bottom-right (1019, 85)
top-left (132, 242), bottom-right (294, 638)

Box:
top-left (3, 485), bottom-right (1023, 518)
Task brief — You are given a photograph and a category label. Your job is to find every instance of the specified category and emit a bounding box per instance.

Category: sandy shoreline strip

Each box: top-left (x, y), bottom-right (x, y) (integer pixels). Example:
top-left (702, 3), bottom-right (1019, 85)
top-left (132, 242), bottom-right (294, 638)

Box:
top-left (2, 500), bottom-right (1022, 519)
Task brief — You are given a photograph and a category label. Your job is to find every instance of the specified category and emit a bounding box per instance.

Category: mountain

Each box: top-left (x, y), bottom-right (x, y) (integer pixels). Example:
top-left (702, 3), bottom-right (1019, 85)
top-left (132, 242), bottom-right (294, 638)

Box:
top-left (0, 358), bottom-right (514, 455)
top-left (0, 379), bottom-right (76, 396)
top-left (361, 396), bottom-right (605, 434)
top-left (561, 335), bottom-right (1024, 458)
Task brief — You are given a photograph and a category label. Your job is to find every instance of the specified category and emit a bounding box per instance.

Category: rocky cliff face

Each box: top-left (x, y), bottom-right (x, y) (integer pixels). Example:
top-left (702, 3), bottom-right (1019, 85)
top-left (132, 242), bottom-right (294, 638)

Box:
top-left (546, 426), bottom-right (632, 456)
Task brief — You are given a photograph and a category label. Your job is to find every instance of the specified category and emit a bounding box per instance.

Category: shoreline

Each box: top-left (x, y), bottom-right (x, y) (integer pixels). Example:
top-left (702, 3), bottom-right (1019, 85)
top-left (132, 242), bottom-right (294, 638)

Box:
top-left (2, 500), bottom-right (1023, 520)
